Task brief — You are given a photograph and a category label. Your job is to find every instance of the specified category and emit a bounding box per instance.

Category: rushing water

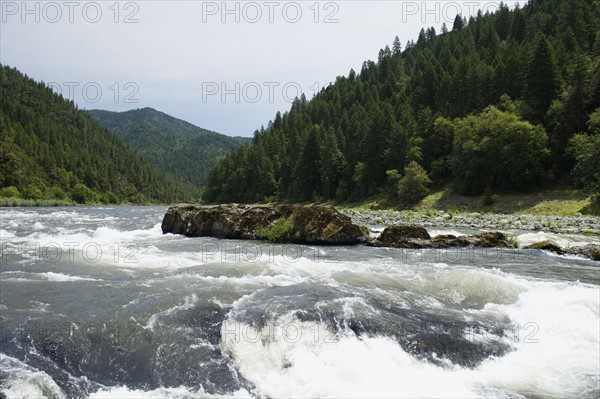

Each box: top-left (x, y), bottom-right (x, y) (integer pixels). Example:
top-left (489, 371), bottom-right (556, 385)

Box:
top-left (0, 207), bottom-right (598, 398)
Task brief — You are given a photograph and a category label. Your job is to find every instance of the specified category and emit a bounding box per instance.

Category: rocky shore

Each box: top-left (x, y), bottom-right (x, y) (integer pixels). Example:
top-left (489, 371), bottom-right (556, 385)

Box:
top-left (162, 205), bottom-right (600, 261)
top-left (341, 209), bottom-right (600, 235)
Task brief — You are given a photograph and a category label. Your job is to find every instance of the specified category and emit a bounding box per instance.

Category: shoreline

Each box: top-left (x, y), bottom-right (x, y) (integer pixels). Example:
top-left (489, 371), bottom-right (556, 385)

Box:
top-left (2, 202), bottom-right (599, 237)
top-left (341, 208), bottom-right (600, 236)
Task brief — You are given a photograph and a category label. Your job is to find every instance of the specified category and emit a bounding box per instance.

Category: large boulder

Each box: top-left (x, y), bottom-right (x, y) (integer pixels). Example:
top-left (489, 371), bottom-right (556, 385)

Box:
top-left (525, 240), bottom-right (565, 255)
top-left (371, 224), bottom-right (431, 248)
top-left (370, 226), bottom-right (514, 249)
top-left (161, 204), bottom-right (369, 245)
top-left (468, 232), bottom-right (513, 248)
top-left (566, 244), bottom-right (600, 261)
top-left (524, 241), bottom-right (599, 261)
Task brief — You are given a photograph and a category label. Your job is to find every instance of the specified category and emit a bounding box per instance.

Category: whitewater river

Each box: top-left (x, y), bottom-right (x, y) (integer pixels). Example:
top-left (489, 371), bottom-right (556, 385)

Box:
top-left (0, 207), bottom-right (598, 398)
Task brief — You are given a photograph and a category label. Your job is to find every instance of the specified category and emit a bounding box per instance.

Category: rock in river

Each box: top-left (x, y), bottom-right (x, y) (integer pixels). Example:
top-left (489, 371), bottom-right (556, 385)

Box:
top-left (370, 225), bottom-right (513, 249)
top-left (161, 204), bottom-right (370, 245)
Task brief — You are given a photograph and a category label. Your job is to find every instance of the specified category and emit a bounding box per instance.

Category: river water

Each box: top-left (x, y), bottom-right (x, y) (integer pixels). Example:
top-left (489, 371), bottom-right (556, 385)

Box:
top-left (0, 207), bottom-right (598, 398)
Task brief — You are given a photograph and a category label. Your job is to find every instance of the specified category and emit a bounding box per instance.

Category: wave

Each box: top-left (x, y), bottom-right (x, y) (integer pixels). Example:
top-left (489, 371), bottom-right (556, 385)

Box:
top-left (221, 268), bottom-right (599, 399)
top-left (88, 386), bottom-right (251, 398)
top-left (516, 231), bottom-right (599, 248)
top-left (0, 354), bottom-right (66, 399)
top-left (0, 271), bottom-right (101, 282)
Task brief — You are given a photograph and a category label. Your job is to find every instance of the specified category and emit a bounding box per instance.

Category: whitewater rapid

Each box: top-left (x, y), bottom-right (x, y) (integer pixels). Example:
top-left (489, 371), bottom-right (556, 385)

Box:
top-left (0, 207), bottom-right (598, 398)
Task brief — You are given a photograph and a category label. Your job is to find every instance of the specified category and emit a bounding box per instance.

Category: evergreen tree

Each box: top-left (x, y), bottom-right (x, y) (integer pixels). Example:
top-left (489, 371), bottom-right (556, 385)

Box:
top-left (526, 35), bottom-right (559, 120)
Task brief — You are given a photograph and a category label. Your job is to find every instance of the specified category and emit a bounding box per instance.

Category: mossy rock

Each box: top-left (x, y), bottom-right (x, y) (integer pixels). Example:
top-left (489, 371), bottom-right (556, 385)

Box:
top-left (525, 240), bottom-right (564, 254)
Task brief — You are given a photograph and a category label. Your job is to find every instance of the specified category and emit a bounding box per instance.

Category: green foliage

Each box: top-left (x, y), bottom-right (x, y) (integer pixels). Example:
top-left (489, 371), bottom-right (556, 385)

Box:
top-left (256, 217), bottom-right (293, 242)
top-left (385, 169), bottom-right (401, 196)
top-left (0, 65), bottom-right (198, 204)
top-left (71, 183), bottom-right (95, 204)
top-left (526, 35), bottom-right (559, 121)
top-left (568, 132), bottom-right (600, 193)
top-left (49, 186), bottom-right (66, 200)
top-left (0, 197), bottom-right (73, 207)
top-left (0, 186), bottom-right (20, 198)
top-left (396, 162), bottom-right (431, 205)
top-left (506, 235), bottom-right (519, 249)
top-left (101, 191), bottom-right (120, 204)
top-left (482, 186), bottom-right (495, 206)
top-left (452, 107), bottom-right (549, 194)
top-left (87, 108), bottom-right (248, 192)
top-left (23, 184), bottom-right (43, 200)
top-left (200, 1), bottom-right (599, 204)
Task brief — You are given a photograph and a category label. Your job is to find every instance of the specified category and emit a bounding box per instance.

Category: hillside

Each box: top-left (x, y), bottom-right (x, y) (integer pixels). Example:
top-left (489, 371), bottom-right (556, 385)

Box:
top-left (87, 108), bottom-right (250, 190)
top-left (203, 0), bottom-right (600, 205)
top-left (0, 65), bottom-right (199, 204)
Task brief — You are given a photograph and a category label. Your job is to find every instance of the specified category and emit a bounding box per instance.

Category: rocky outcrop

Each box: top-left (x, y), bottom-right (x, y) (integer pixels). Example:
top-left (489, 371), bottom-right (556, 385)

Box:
top-left (469, 232), bottom-right (513, 248)
top-left (371, 224), bottom-right (431, 248)
top-left (162, 206), bottom-right (598, 260)
top-left (370, 226), bottom-right (513, 249)
top-left (525, 241), bottom-right (599, 261)
top-left (566, 244), bottom-right (600, 261)
top-left (161, 204), bottom-right (369, 245)
top-left (525, 240), bottom-right (565, 255)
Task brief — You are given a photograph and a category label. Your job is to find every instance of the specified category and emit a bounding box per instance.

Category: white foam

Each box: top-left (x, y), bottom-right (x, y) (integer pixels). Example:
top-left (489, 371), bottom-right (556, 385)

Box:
top-left (0, 354), bottom-right (66, 399)
top-left (429, 229), bottom-right (468, 237)
top-left (88, 385), bottom-right (251, 398)
top-left (145, 294), bottom-right (199, 330)
top-left (516, 231), bottom-right (599, 249)
top-left (221, 314), bottom-right (479, 398)
top-left (476, 281), bottom-right (600, 398)
top-left (222, 266), bottom-right (599, 399)
top-left (1, 229), bottom-right (16, 238)
top-left (40, 272), bottom-right (100, 282)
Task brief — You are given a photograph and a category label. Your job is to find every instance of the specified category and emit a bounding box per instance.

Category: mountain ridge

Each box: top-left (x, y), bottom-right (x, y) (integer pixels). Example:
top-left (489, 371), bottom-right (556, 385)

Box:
top-left (0, 64), bottom-right (199, 204)
top-left (87, 108), bottom-right (250, 190)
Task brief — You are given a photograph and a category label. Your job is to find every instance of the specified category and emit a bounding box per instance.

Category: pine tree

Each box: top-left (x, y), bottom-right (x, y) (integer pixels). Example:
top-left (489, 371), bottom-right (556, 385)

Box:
top-left (392, 36), bottom-right (402, 54)
top-left (526, 35), bottom-right (559, 120)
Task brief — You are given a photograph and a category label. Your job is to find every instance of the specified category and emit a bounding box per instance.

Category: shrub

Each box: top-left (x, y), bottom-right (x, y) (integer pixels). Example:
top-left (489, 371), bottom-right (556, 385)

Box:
top-left (0, 186), bottom-right (20, 198)
top-left (257, 217), bottom-right (293, 242)
top-left (452, 106), bottom-right (549, 194)
top-left (568, 121), bottom-right (600, 192)
top-left (397, 162), bottom-right (431, 205)
top-left (101, 191), bottom-right (119, 204)
top-left (23, 184), bottom-right (43, 200)
top-left (385, 169), bottom-right (401, 197)
top-left (50, 186), bottom-right (66, 200)
top-left (71, 183), bottom-right (95, 204)
top-left (481, 186), bottom-right (495, 206)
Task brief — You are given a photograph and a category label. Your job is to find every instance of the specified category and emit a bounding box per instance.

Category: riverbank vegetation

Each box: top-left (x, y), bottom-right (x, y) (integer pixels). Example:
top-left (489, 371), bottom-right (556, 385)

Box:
top-left (203, 0), bottom-right (600, 208)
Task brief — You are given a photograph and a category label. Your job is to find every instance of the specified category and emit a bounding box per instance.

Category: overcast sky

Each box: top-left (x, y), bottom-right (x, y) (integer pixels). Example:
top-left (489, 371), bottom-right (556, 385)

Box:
top-left (1, 0), bottom-right (521, 137)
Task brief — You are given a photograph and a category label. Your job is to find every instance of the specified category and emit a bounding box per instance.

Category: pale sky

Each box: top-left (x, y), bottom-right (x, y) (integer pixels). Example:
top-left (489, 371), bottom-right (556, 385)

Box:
top-left (1, 0), bottom-right (521, 137)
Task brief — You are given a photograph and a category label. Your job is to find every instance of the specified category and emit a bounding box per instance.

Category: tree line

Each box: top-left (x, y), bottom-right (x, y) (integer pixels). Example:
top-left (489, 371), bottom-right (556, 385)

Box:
top-left (0, 65), bottom-right (199, 204)
top-left (203, 0), bottom-right (600, 205)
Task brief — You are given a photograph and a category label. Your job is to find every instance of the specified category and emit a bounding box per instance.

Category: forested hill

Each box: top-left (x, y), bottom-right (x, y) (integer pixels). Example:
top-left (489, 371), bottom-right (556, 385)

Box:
top-left (203, 0), bottom-right (600, 205)
top-left (0, 65), bottom-right (199, 204)
top-left (87, 108), bottom-right (249, 190)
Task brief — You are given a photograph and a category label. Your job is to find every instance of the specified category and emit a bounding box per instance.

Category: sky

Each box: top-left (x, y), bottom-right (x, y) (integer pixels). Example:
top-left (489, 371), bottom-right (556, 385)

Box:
top-left (1, 0), bottom-right (521, 137)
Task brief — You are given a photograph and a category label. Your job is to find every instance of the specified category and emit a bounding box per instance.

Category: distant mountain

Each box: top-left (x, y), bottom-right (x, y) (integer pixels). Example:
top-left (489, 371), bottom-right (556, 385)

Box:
top-left (87, 108), bottom-right (250, 190)
top-left (0, 64), bottom-right (198, 204)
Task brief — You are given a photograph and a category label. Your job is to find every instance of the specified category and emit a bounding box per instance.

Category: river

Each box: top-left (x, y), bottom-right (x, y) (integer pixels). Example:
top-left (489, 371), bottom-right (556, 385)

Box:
top-left (0, 207), bottom-right (598, 398)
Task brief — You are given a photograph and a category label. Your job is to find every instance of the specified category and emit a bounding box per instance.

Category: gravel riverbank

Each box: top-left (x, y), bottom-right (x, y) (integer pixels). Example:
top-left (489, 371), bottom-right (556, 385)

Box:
top-left (341, 209), bottom-right (600, 235)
